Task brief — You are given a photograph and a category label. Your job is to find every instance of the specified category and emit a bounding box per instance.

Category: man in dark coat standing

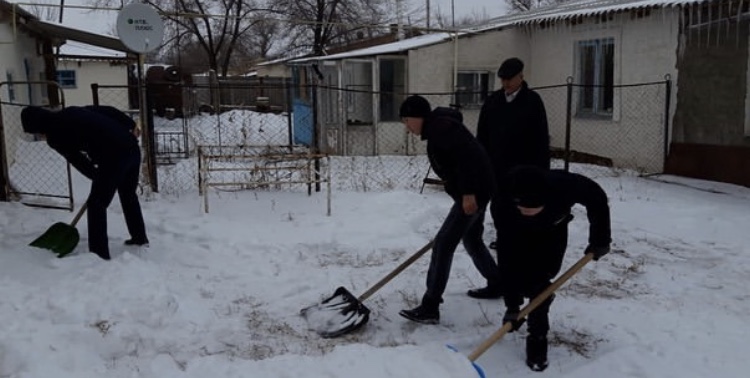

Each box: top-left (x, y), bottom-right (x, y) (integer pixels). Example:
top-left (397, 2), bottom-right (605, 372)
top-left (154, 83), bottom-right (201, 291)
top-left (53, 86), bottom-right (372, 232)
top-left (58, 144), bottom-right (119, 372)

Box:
top-left (501, 165), bottom-right (611, 371)
top-left (472, 57), bottom-right (551, 299)
top-left (21, 105), bottom-right (149, 260)
top-left (397, 95), bottom-right (499, 324)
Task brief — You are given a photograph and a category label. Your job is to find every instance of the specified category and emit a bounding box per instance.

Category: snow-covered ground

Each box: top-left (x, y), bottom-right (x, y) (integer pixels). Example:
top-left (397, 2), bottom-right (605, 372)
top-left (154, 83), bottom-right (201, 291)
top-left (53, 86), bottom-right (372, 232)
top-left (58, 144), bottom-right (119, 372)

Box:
top-left (1, 161), bottom-right (749, 377)
top-left (2, 108), bottom-right (749, 377)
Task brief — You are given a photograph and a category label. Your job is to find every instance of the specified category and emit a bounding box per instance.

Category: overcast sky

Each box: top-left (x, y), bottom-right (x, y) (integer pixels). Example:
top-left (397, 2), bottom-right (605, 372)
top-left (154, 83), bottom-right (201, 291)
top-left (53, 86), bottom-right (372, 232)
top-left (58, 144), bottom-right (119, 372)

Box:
top-left (428, 0), bottom-right (509, 19)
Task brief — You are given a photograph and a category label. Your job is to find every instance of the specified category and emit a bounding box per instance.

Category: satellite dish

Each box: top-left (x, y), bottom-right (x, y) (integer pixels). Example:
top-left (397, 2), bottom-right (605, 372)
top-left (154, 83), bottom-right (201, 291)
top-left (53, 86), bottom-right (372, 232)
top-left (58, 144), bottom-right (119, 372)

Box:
top-left (116, 3), bottom-right (165, 53)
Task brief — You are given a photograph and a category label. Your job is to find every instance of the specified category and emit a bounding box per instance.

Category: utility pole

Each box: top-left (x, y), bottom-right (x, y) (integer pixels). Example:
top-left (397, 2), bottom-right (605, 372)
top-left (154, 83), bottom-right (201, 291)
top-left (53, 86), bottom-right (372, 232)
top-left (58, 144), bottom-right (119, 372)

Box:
top-left (426, 0), bottom-right (430, 29)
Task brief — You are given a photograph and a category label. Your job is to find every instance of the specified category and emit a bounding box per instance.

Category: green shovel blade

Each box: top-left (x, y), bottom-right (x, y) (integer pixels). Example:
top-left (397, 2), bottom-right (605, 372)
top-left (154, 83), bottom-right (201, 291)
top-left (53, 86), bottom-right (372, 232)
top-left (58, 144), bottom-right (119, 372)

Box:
top-left (29, 222), bottom-right (81, 257)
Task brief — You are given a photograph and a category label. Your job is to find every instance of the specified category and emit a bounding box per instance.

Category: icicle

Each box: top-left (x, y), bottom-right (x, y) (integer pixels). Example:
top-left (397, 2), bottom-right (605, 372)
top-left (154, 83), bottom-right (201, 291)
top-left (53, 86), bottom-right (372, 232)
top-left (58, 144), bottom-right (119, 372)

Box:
top-left (685, 3), bottom-right (693, 43)
top-left (736, 0), bottom-right (744, 49)
top-left (716, 0), bottom-right (722, 46)
top-left (707, 1), bottom-right (712, 47)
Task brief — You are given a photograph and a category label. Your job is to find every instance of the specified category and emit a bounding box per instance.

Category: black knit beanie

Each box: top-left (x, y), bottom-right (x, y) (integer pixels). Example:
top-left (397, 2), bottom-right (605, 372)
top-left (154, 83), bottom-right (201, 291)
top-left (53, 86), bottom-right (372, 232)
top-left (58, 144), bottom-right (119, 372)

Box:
top-left (21, 106), bottom-right (54, 134)
top-left (508, 165), bottom-right (548, 208)
top-left (399, 95), bottom-right (432, 118)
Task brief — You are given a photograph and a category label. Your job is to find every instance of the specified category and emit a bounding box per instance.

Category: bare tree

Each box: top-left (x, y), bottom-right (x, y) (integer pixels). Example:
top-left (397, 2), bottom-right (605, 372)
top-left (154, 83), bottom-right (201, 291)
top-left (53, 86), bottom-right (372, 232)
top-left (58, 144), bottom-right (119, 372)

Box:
top-left (91, 0), bottom-right (269, 76)
top-left (268, 0), bottom-right (392, 56)
top-left (505, 0), bottom-right (568, 13)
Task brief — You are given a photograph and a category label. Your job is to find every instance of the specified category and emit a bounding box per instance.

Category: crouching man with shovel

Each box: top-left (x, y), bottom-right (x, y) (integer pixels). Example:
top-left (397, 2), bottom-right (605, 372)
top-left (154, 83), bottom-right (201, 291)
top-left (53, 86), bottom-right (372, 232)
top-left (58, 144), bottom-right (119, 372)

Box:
top-left (398, 95), bottom-right (500, 324)
top-left (499, 165), bottom-right (611, 371)
top-left (21, 105), bottom-right (149, 260)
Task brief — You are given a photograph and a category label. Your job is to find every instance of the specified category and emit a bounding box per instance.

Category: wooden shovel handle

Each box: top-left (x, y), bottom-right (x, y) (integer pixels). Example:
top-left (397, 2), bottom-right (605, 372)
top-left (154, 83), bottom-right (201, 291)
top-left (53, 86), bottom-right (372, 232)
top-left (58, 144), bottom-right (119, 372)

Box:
top-left (358, 240), bottom-right (435, 302)
top-left (468, 253), bottom-right (595, 362)
top-left (70, 203), bottom-right (88, 227)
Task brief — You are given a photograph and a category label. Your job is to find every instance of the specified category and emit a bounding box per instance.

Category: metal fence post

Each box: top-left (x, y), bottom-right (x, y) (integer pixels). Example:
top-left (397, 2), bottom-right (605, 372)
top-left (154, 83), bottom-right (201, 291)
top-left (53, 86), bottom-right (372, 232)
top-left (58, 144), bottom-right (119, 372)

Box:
top-left (663, 74), bottom-right (672, 172)
top-left (312, 82), bottom-right (321, 193)
top-left (91, 83), bottom-right (100, 105)
top-left (564, 76), bottom-right (574, 172)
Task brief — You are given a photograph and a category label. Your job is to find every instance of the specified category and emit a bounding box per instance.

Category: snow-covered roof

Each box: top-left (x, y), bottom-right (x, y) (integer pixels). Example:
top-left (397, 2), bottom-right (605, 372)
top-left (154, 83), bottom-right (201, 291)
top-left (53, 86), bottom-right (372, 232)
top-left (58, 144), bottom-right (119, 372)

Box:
top-left (471, 0), bottom-right (710, 32)
top-left (58, 41), bottom-right (126, 59)
top-left (288, 32), bottom-right (463, 63)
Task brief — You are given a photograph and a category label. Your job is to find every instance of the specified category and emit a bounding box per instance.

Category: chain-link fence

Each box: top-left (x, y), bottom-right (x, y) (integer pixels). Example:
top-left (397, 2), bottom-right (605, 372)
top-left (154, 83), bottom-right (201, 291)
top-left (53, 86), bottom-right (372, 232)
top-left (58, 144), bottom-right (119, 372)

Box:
top-left (312, 78), bottom-right (670, 190)
top-left (0, 81), bottom-right (73, 209)
top-left (76, 78), bottom-right (671, 198)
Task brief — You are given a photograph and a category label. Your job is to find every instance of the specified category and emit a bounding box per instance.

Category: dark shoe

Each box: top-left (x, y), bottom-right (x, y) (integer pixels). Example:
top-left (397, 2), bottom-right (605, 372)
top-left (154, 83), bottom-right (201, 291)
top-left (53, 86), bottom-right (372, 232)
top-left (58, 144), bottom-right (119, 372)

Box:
top-left (526, 334), bottom-right (549, 372)
top-left (467, 286), bottom-right (503, 299)
top-left (399, 303), bottom-right (440, 324)
top-left (91, 250), bottom-right (111, 261)
top-left (124, 238), bottom-right (149, 246)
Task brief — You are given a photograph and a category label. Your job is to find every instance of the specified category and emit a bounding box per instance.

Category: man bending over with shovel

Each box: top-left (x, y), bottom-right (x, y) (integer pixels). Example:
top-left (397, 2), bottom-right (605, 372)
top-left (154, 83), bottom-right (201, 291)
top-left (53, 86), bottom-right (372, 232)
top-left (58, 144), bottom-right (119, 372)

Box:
top-left (398, 95), bottom-right (499, 324)
top-left (500, 165), bottom-right (611, 371)
top-left (21, 105), bottom-right (149, 260)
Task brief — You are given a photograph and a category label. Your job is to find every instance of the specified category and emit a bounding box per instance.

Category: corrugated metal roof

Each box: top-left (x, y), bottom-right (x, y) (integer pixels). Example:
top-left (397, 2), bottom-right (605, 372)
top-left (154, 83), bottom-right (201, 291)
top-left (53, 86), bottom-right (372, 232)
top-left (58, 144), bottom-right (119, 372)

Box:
top-left (472, 0), bottom-right (710, 31)
top-left (289, 0), bottom-right (715, 63)
top-left (288, 32), bottom-right (463, 63)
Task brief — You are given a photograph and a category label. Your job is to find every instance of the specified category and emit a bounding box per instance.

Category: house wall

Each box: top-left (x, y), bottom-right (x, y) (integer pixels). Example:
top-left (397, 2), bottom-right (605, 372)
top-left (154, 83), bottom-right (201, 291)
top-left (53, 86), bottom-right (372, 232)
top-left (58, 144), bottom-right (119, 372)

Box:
top-left (256, 64), bottom-right (290, 78)
top-left (56, 59), bottom-right (128, 106)
top-left (527, 10), bottom-right (681, 172)
top-left (0, 21), bottom-right (49, 167)
top-left (667, 16), bottom-right (750, 187)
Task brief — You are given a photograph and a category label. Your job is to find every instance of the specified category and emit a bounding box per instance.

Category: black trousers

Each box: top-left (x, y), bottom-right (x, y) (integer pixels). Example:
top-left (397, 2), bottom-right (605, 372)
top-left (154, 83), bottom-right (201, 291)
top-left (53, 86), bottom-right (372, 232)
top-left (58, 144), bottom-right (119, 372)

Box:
top-left (423, 201), bottom-right (499, 304)
top-left (498, 220), bottom-right (569, 337)
top-left (87, 147), bottom-right (147, 258)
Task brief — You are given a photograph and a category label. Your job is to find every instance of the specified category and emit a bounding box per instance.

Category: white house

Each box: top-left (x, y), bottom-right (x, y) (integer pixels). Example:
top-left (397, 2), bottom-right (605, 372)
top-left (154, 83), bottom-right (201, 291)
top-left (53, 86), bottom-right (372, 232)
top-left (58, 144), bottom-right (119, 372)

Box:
top-left (0, 1), bottom-right (135, 204)
top-left (55, 40), bottom-right (131, 106)
top-left (290, 0), bottom-right (749, 187)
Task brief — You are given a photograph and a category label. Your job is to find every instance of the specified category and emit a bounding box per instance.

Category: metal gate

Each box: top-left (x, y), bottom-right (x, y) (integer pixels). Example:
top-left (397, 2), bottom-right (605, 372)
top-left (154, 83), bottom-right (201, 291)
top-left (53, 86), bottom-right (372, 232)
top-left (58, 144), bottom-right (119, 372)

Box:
top-left (0, 81), bottom-right (73, 209)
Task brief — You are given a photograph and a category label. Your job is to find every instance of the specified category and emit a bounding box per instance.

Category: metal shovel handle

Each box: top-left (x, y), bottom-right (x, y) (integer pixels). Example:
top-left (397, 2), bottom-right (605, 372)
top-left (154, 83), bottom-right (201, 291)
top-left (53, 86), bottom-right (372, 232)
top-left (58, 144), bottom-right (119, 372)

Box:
top-left (70, 203), bottom-right (88, 227)
top-left (468, 253), bottom-right (595, 361)
top-left (357, 239), bottom-right (435, 302)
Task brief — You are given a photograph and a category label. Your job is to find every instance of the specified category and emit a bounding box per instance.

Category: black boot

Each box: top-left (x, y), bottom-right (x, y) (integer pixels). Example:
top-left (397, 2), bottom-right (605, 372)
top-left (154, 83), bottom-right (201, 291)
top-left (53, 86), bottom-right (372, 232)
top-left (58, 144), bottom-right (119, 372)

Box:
top-left (467, 285), bottom-right (503, 299)
top-left (124, 238), bottom-right (149, 246)
top-left (399, 297), bottom-right (440, 324)
top-left (526, 334), bottom-right (548, 372)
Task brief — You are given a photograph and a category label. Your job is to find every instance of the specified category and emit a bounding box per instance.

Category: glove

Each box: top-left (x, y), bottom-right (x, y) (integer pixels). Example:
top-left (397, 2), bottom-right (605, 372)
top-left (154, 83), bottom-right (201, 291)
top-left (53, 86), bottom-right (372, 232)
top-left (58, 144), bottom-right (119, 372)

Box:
top-left (502, 307), bottom-right (525, 332)
top-left (586, 244), bottom-right (610, 261)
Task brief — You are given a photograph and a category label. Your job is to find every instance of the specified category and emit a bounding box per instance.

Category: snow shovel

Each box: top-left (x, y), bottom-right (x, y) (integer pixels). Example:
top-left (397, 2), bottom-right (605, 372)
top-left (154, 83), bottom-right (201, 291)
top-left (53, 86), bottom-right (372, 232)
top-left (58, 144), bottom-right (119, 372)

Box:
top-left (301, 239), bottom-right (435, 338)
top-left (29, 203), bottom-right (87, 257)
top-left (467, 252), bottom-right (595, 363)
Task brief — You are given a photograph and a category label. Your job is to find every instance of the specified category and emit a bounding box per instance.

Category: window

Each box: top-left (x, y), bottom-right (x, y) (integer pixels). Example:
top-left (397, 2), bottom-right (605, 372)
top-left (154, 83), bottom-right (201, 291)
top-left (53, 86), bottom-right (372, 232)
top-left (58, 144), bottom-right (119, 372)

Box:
top-left (5, 72), bottom-right (16, 102)
top-left (456, 71), bottom-right (491, 108)
top-left (56, 70), bottom-right (77, 88)
top-left (577, 38), bottom-right (614, 116)
top-left (378, 58), bottom-right (405, 122)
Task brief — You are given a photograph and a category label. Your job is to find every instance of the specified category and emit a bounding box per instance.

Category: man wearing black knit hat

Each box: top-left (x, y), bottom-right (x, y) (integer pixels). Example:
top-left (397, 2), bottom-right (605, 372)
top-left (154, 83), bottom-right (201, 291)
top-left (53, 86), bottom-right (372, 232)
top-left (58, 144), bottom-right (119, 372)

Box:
top-left (397, 95), bottom-right (499, 324)
top-left (501, 165), bottom-right (612, 371)
top-left (21, 105), bottom-right (149, 260)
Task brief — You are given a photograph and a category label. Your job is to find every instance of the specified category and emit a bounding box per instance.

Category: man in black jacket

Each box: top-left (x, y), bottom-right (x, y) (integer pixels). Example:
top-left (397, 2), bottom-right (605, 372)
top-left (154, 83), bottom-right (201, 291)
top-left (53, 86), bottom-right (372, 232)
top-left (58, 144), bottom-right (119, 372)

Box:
top-left (397, 95), bottom-right (499, 324)
top-left (21, 105), bottom-right (149, 260)
top-left (500, 165), bottom-right (611, 371)
top-left (473, 57), bottom-right (551, 299)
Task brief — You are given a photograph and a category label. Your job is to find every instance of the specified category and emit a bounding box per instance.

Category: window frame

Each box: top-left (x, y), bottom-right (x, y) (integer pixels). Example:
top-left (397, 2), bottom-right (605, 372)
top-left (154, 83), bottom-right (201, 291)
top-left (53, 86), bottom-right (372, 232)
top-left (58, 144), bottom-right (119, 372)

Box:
top-left (576, 38), bottom-right (614, 118)
top-left (377, 57), bottom-right (406, 122)
top-left (56, 69), bottom-right (77, 89)
top-left (455, 71), bottom-right (491, 109)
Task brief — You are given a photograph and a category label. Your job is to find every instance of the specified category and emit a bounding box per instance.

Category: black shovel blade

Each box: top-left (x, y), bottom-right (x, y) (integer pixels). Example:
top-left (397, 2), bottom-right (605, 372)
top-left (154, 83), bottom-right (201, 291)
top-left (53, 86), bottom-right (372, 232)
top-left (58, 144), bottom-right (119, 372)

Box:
top-left (300, 286), bottom-right (371, 338)
top-left (29, 222), bottom-right (80, 257)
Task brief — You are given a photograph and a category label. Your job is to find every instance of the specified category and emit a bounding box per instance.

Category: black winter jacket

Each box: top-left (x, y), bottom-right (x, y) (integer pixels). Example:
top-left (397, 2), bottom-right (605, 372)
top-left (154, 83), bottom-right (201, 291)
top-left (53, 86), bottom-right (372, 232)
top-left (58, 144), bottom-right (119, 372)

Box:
top-left (45, 106), bottom-right (139, 179)
top-left (421, 107), bottom-right (496, 206)
top-left (508, 170), bottom-right (611, 248)
top-left (476, 81), bottom-right (550, 186)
